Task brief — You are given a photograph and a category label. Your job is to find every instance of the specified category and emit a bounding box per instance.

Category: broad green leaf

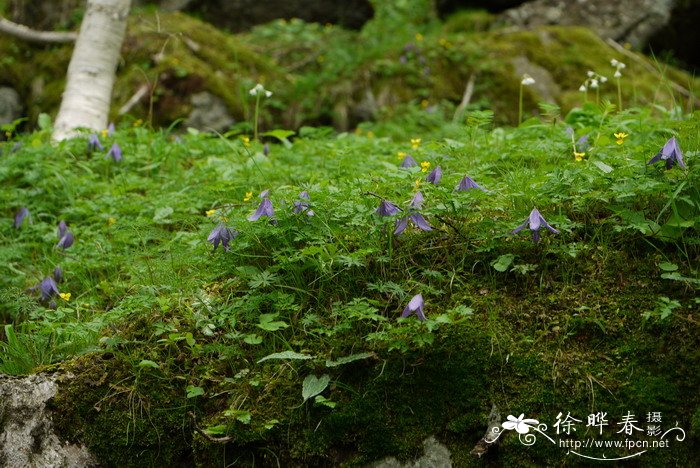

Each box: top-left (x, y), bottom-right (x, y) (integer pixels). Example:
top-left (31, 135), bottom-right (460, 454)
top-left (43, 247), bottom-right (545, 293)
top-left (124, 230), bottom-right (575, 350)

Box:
top-left (491, 254), bottom-right (514, 272)
top-left (224, 409), bottom-right (251, 424)
top-left (658, 262), bottom-right (678, 272)
top-left (302, 374), bottom-right (330, 402)
top-left (37, 113), bottom-right (52, 130)
top-left (257, 351), bottom-right (313, 363)
top-left (138, 359), bottom-right (160, 369)
top-left (256, 313), bottom-right (288, 331)
top-left (186, 385), bottom-right (205, 398)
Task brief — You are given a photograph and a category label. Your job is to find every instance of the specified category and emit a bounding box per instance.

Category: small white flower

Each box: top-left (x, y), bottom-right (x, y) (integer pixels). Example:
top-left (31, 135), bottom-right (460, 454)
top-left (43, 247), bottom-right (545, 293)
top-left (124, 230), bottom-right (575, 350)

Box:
top-left (614, 70), bottom-right (622, 78)
top-left (249, 83), bottom-right (271, 97)
top-left (521, 74), bottom-right (535, 86)
top-left (590, 79), bottom-right (599, 89)
top-left (611, 58), bottom-right (619, 67)
top-left (618, 62), bottom-right (626, 69)
top-left (600, 76), bottom-right (607, 83)
top-left (579, 84), bottom-right (587, 92)
top-left (587, 70), bottom-right (595, 77)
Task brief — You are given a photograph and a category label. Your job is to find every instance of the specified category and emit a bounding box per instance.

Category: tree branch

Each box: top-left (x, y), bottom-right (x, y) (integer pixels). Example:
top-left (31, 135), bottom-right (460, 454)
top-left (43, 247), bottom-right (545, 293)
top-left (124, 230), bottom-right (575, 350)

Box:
top-left (0, 16), bottom-right (77, 43)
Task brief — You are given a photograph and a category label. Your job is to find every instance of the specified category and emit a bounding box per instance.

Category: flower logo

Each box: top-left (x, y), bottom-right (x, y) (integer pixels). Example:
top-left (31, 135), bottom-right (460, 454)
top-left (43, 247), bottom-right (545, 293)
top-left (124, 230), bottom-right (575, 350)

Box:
top-left (502, 414), bottom-right (540, 434)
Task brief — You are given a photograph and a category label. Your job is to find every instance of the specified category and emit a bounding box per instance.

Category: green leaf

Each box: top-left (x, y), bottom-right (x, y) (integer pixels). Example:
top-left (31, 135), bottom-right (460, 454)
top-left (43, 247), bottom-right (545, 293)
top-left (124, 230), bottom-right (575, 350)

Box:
top-left (138, 359), bottom-right (160, 369)
top-left (491, 254), bottom-right (515, 272)
top-left (325, 352), bottom-right (375, 367)
top-left (257, 351), bottom-right (313, 363)
top-left (153, 206), bottom-right (174, 223)
top-left (261, 129), bottom-right (295, 148)
top-left (223, 409), bottom-right (251, 424)
top-left (256, 313), bottom-right (289, 331)
top-left (658, 262), bottom-right (678, 272)
top-left (592, 160), bottom-right (613, 173)
top-left (243, 334), bottom-right (263, 345)
top-left (203, 424), bottom-right (227, 435)
top-left (37, 113), bottom-right (52, 130)
top-left (186, 385), bottom-right (205, 398)
top-left (314, 395), bottom-right (337, 408)
top-left (302, 374), bottom-right (330, 402)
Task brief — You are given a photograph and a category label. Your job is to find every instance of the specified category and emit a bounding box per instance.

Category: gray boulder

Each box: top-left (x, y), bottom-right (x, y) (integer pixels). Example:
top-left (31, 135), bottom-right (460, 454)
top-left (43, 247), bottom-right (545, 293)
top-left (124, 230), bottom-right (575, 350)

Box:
top-left (501, 0), bottom-right (676, 48)
top-left (0, 87), bottom-right (22, 126)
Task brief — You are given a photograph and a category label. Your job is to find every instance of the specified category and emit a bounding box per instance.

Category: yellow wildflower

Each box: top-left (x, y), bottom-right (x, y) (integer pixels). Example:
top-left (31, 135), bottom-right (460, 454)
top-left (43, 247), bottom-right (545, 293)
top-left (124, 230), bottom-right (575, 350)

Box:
top-left (574, 152), bottom-right (586, 162)
top-left (420, 161), bottom-right (431, 172)
top-left (415, 33), bottom-right (424, 42)
top-left (101, 129), bottom-right (109, 138)
top-left (420, 99), bottom-right (429, 109)
top-left (133, 119), bottom-right (143, 127)
top-left (415, 178), bottom-right (422, 189)
top-left (366, 131), bottom-right (374, 139)
top-left (241, 136), bottom-right (251, 147)
top-left (244, 191), bottom-right (253, 202)
top-left (107, 217), bottom-right (116, 226)
top-left (206, 209), bottom-right (216, 217)
top-left (410, 138), bottom-right (421, 149)
top-left (397, 151), bottom-right (407, 160)
top-left (59, 292), bottom-right (71, 301)
top-left (614, 132), bottom-right (628, 145)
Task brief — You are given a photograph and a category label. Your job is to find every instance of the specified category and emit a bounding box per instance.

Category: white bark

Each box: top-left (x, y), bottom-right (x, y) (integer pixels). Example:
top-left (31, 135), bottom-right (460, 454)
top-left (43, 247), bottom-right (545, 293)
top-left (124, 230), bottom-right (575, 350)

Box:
top-left (53, 0), bottom-right (131, 141)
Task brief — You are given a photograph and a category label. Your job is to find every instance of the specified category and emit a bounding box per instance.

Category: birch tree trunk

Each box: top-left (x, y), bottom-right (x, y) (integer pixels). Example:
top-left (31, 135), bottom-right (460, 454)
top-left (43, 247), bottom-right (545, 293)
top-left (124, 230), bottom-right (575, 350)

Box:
top-left (52, 0), bottom-right (131, 141)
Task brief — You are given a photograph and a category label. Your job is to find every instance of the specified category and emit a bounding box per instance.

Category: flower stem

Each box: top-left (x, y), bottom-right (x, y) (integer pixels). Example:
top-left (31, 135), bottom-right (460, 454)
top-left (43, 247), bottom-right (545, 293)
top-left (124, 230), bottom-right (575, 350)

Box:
top-left (616, 78), bottom-right (623, 111)
top-left (253, 94), bottom-right (261, 141)
top-left (518, 83), bottom-right (524, 125)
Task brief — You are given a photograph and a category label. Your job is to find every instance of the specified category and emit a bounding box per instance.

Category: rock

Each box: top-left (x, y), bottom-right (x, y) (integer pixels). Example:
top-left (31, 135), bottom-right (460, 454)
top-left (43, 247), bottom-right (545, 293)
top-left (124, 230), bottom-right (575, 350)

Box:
top-left (0, 87), bottom-right (22, 126)
top-left (184, 92), bottom-right (235, 132)
top-left (0, 373), bottom-right (97, 467)
top-left (510, 55), bottom-right (560, 103)
top-left (367, 436), bottom-right (452, 468)
top-left (183, 0), bottom-right (374, 32)
top-left (501, 0), bottom-right (676, 48)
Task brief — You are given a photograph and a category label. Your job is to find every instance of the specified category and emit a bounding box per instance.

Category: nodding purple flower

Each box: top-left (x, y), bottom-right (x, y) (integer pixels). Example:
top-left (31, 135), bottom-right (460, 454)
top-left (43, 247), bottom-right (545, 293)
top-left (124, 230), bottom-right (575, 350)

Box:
top-left (293, 191), bottom-right (314, 217)
top-left (426, 166), bottom-right (442, 185)
top-left (400, 155), bottom-right (418, 168)
top-left (107, 122), bottom-right (115, 136)
top-left (14, 207), bottom-right (30, 229)
top-left (263, 143), bottom-right (270, 156)
top-left (647, 137), bottom-right (686, 170)
top-left (88, 133), bottom-right (104, 152)
top-left (565, 126), bottom-right (574, 136)
top-left (106, 142), bottom-right (122, 162)
top-left (401, 294), bottom-right (426, 321)
top-left (207, 222), bottom-right (237, 251)
top-left (511, 208), bottom-right (559, 243)
top-left (456, 175), bottom-right (487, 192)
top-left (39, 277), bottom-right (60, 301)
top-left (259, 189), bottom-right (270, 199)
top-left (409, 191), bottom-right (424, 210)
top-left (375, 199), bottom-right (400, 217)
top-left (394, 213), bottom-right (432, 235)
top-left (399, 55), bottom-right (408, 64)
top-left (57, 232), bottom-right (74, 249)
top-left (576, 135), bottom-right (590, 152)
top-left (57, 220), bottom-right (68, 239)
top-left (53, 266), bottom-right (63, 283)
top-left (248, 198), bottom-right (275, 221)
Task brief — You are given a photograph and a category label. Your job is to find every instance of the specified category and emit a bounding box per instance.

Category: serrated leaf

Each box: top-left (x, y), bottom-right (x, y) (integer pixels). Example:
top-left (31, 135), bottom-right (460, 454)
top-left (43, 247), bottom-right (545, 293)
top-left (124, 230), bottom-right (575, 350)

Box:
top-left (256, 313), bottom-right (288, 331)
top-left (153, 206), bottom-right (174, 223)
top-left (592, 160), bottom-right (613, 173)
top-left (257, 351), bottom-right (313, 363)
top-left (302, 374), bottom-right (330, 402)
top-left (224, 409), bottom-right (251, 424)
top-left (325, 352), bottom-right (375, 368)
